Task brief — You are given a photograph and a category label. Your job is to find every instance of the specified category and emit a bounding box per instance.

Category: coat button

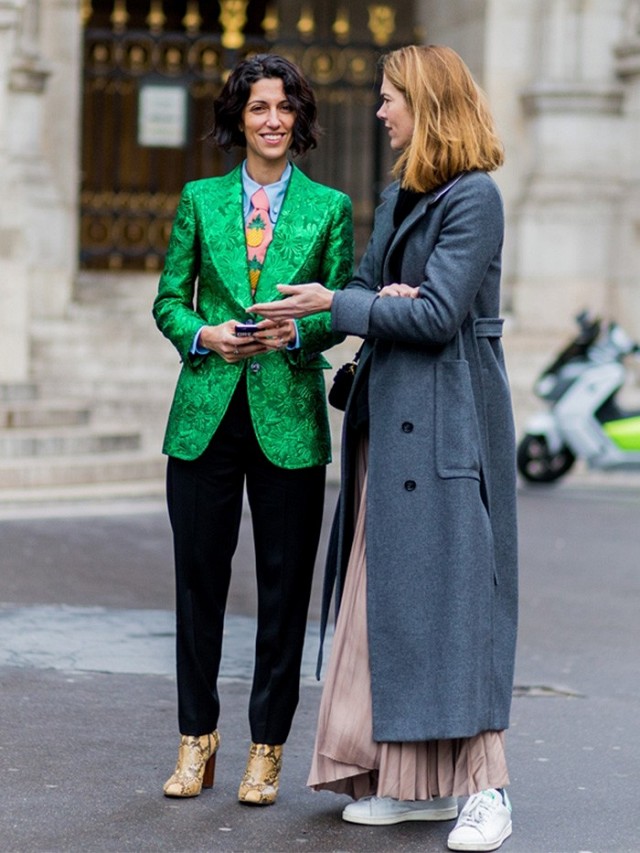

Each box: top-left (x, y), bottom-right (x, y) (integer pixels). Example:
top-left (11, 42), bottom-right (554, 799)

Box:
top-left (404, 480), bottom-right (417, 491)
top-left (249, 362), bottom-right (261, 373)
top-left (401, 422), bottom-right (413, 433)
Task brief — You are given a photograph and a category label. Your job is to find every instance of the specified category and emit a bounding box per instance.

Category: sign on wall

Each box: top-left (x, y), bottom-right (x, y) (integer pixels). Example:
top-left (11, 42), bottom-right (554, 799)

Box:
top-left (138, 84), bottom-right (188, 148)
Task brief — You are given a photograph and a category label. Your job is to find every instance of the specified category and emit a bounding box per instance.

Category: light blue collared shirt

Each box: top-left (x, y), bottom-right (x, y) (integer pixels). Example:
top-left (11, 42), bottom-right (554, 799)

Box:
top-left (192, 160), bottom-right (299, 354)
top-left (242, 160), bottom-right (291, 223)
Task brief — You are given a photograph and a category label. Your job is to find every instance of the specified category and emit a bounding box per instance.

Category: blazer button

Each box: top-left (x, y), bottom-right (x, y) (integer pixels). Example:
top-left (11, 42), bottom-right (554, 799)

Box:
top-left (249, 362), bottom-right (261, 373)
top-left (401, 422), bottom-right (414, 433)
top-left (404, 480), bottom-right (417, 491)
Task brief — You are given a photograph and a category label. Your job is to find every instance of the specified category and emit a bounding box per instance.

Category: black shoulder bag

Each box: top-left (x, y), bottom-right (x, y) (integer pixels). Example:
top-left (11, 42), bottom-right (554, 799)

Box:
top-left (328, 346), bottom-right (362, 411)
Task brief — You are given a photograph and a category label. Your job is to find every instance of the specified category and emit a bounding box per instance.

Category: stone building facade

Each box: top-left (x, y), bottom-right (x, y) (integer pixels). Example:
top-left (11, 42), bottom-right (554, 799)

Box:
top-left (2, 0), bottom-right (640, 492)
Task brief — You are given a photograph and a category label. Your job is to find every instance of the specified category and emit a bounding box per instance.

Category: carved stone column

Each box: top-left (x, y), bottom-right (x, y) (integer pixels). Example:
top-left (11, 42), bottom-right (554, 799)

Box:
top-left (0, 0), bottom-right (37, 382)
top-left (511, 0), bottom-right (626, 335)
top-left (22, 0), bottom-right (80, 318)
top-left (613, 1), bottom-right (640, 331)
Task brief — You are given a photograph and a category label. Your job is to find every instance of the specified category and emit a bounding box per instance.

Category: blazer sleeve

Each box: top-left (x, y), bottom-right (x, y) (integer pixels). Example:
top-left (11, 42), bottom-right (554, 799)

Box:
top-left (291, 192), bottom-right (354, 360)
top-left (332, 175), bottom-right (504, 345)
top-left (152, 184), bottom-right (204, 361)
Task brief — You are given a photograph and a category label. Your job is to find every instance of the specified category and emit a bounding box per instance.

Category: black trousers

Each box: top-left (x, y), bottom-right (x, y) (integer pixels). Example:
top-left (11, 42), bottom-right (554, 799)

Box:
top-left (166, 380), bottom-right (325, 744)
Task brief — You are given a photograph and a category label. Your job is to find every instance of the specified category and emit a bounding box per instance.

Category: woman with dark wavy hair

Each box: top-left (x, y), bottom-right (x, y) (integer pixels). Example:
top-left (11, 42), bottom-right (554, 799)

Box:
top-left (154, 53), bottom-right (353, 807)
top-left (208, 53), bottom-right (319, 155)
top-left (252, 45), bottom-right (518, 851)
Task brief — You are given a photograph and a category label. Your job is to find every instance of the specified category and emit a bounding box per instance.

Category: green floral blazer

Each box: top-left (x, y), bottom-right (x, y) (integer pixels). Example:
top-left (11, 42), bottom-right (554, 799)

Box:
top-left (153, 164), bottom-right (354, 467)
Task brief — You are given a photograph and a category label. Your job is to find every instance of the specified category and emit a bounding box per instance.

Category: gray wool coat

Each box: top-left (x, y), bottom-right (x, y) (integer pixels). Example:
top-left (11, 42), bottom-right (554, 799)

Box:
top-left (321, 169), bottom-right (518, 743)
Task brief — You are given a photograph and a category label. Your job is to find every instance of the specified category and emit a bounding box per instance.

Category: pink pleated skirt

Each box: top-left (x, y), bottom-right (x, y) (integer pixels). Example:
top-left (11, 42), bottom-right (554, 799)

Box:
top-left (307, 438), bottom-right (510, 801)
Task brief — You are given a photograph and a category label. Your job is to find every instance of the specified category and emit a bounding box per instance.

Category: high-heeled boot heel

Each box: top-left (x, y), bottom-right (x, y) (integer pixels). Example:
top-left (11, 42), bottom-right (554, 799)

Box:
top-left (238, 742), bottom-right (283, 805)
top-left (163, 730), bottom-right (220, 798)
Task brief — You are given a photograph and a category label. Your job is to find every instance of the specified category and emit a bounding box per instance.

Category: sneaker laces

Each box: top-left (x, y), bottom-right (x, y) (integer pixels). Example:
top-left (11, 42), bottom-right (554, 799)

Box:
top-left (459, 791), bottom-right (501, 827)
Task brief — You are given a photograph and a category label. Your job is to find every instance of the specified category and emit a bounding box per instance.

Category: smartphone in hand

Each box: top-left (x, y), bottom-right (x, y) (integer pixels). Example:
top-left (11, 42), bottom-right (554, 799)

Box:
top-left (235, 321), bottom-right (257, 337)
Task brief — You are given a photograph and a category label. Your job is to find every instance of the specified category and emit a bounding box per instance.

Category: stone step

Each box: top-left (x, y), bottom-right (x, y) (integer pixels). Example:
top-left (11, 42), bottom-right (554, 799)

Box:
top-left (0, 481), bottom-right (166, 516)
top-left (30, 324), bottom-right (177, 383)
top-left (73, 271), bottom-right (159, 312)
top-left (0, 426), bottom-right (141, 458)
top-left (0, 451), bottom-right (165, 489)
top-left (1, 271), bottom-right (171, 497)
top-left (30, 274), bottom-right (176, 389)
top-left (0, 400), bottom-right (92, 429)
top-left (0, 383), bottom-right (38, 403)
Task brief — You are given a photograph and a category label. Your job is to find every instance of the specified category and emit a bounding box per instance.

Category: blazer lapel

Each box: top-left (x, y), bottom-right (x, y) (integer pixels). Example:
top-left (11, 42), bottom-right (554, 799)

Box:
top-left (252, 165), bottom-right (318, 302)
top-left (200, 164), bottom-right (332, 308)
top-left (199, 166), bottom-right (251, 309)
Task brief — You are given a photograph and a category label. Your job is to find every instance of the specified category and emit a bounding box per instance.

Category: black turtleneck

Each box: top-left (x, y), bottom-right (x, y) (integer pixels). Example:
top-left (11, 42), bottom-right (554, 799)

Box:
top-left (393, 187), bottom-right (423, 227)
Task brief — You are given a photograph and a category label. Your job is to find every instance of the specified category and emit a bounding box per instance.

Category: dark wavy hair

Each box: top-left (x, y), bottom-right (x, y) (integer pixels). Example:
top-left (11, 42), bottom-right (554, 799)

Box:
top-left (207, 54), bottom-right (319, 157)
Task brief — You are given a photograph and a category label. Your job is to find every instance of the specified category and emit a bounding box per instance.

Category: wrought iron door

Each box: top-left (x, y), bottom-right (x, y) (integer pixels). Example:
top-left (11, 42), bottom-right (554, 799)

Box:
top-left (80, 1), bottom-right (402, 270)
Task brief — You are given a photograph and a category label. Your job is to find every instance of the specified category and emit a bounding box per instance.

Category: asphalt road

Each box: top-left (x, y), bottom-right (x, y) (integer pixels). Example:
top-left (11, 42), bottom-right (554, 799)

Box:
top-left (1, 473), bottom-right (640, 852)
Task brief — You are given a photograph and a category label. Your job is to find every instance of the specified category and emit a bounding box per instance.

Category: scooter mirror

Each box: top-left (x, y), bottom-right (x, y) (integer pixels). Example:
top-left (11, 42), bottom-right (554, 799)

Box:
top-left (609, 323), bottom-right (635, 354)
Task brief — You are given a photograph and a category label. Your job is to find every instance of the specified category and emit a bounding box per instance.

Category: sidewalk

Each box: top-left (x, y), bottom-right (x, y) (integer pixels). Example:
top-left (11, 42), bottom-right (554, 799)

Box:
top-left (1, 479), bottom-right (640, 852)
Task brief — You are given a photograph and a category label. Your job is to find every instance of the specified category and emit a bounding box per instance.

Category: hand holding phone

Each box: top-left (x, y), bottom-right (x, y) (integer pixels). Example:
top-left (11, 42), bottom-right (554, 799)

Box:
top-left (235, 321), bottom-right (257, 337)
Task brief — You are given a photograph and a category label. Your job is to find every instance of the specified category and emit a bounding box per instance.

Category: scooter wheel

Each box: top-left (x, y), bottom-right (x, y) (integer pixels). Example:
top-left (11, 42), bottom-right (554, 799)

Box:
top-left (517, 434), bottom-right (576, 483)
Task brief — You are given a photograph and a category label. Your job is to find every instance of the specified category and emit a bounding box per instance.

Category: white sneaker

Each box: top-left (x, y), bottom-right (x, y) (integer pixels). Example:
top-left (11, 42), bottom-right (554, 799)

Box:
top-left (447, 789), bottom-right (512, 851)
top-left (342, 795), bottom-right (458, 825)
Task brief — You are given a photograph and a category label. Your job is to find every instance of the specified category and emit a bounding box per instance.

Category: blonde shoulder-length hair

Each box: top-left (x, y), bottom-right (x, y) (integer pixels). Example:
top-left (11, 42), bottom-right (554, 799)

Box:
top-left (381, 44), bottom-right (504, 193)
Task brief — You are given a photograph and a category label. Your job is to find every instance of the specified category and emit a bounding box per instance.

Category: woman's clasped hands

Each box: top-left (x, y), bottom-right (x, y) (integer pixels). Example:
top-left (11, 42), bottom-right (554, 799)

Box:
top-left (378, 283), bottom-right (419, 298)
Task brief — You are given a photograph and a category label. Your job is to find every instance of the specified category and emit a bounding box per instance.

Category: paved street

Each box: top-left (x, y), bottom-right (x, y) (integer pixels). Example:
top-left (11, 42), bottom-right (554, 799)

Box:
top-left (1, 472), bottom-right (640, 852)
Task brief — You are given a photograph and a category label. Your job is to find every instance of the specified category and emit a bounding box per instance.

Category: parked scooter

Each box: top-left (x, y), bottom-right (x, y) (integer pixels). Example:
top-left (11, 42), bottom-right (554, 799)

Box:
top-left (517, 311), bottom-right (640, 483)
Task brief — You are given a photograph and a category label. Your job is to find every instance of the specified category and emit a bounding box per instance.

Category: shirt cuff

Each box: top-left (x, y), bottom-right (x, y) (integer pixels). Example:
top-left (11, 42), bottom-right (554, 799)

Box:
top-left (286, 321), bottom-right (301, 350)
top-left (191, 327), bottom-right (210, 355)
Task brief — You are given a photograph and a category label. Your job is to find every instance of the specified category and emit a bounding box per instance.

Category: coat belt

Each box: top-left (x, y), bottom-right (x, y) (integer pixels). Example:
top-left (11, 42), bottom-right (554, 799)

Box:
top-left (473, 317), bottom-right (504, 338)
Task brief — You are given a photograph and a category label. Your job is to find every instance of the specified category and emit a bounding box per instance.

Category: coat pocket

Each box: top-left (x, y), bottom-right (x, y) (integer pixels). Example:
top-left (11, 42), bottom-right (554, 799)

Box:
top-left (435, 360), bottom-right (482, 480)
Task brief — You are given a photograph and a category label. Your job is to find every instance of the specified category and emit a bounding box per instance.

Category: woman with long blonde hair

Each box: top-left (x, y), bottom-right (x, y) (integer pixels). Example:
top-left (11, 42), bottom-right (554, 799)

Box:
top-left (252, 45), bottom-right (517, 851)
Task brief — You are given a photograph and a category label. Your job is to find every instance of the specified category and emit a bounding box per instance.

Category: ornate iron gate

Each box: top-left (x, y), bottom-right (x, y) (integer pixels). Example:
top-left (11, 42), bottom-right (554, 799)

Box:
top-left (80, 1), bottom-right (404, 270)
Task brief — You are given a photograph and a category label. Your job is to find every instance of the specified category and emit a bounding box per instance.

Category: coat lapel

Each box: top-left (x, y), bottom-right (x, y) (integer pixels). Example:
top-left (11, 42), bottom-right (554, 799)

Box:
top-left (252, 165), bottom-right (321, 302)
top-left (382, 173), bottom-right (465, 282)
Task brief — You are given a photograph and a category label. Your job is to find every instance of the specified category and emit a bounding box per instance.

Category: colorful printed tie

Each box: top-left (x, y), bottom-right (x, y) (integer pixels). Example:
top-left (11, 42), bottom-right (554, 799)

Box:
top-left (245, 187), bottom-right (273, 297)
